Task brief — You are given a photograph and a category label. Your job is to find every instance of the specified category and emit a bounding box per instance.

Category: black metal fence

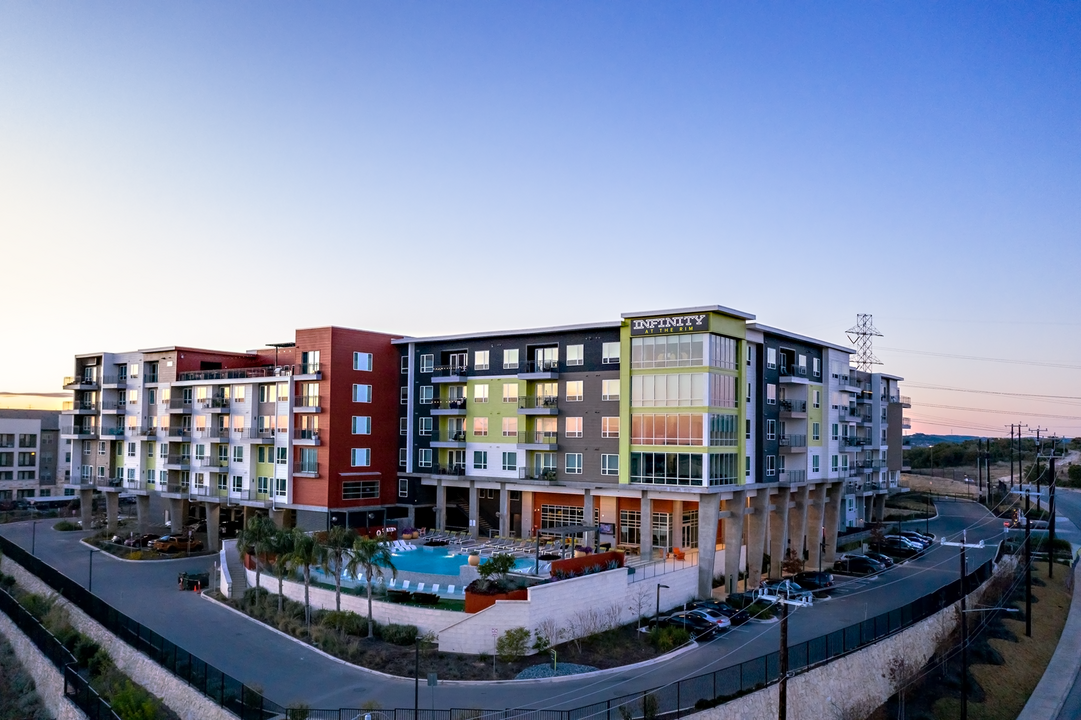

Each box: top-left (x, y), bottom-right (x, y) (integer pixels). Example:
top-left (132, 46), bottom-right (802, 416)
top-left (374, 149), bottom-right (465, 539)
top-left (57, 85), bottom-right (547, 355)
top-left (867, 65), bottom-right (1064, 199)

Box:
top-left (0, 532), bottom-right (997, 720)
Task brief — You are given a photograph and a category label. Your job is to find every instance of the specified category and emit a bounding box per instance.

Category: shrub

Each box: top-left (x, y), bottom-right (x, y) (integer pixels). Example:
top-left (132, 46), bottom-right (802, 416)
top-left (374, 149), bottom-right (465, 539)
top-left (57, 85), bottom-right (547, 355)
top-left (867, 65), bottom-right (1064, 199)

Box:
top-left (53, 520), bottom-right (79, 531)
top-left (379, 623), bottom-right (418, 646)
top-left (17, 593), bottom-right (53, 622)
top-left (287, 704), bottom-right (311, 720)
top-left (496, 627), bottom-right (531, 662)
top-left (321, 610), bottom-right (365, 636)
top-left (649, 626), bottom-right (690, 652)
top-left (105, 679), bottom-right (160, 720)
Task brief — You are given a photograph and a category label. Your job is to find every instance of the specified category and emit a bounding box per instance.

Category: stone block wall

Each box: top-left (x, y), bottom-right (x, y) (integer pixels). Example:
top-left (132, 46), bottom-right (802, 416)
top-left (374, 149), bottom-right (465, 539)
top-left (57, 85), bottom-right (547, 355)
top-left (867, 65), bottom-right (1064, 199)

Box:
top-left (0, 610), bottom-right (85, 720)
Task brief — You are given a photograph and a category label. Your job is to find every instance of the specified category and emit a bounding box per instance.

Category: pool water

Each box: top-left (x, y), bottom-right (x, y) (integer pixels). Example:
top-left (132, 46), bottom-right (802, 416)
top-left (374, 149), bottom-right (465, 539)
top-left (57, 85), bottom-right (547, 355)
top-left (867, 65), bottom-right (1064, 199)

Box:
top-left (382, 546), bottom-right (536, 576)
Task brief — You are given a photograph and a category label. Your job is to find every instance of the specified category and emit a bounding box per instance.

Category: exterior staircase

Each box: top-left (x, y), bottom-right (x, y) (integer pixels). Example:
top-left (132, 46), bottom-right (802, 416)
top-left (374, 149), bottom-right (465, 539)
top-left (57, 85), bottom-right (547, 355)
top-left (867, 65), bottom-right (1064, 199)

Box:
top-left (221, 539), bottom-right (247, 600)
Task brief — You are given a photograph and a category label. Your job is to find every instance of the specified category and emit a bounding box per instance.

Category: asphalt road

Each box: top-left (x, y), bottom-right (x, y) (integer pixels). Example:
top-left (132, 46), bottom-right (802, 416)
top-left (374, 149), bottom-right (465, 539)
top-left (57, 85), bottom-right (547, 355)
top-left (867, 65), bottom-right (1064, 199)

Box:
top-left (0, 498), bottom-right (1004, 712)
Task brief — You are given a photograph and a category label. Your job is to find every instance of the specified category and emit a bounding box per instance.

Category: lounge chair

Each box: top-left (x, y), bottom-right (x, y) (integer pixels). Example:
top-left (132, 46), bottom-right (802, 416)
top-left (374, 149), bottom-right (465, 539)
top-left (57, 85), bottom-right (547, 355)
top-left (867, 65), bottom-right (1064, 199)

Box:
top-left (388, 578), bottom-right (397, 589)
top-left (446, 585), bottom-right (455, 595)
top-left (672, 547), bottom-right (686, 561)
top-left (402, 580), bottom-right (411, 591)
top-left (416, 583), bottom-right (425, 593)
top-left (431, 584), bottom-right (440, 594)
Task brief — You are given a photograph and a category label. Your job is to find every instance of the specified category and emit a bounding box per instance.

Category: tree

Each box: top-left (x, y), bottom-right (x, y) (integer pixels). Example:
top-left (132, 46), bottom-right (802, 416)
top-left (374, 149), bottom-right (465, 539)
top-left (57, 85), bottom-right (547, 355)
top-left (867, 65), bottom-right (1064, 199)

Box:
top-left (237, 515), bottom-right (277, 605)
top-left (476, 553), bottom-right (517, 588)
top-left (286, 529), bottom-right (324, 635)
top-left (345, 535), bottom-right (397, 638)
top-left (320, 525), bottom-right (356, 613)
top-left (268, 528), bottom-right (296, 615)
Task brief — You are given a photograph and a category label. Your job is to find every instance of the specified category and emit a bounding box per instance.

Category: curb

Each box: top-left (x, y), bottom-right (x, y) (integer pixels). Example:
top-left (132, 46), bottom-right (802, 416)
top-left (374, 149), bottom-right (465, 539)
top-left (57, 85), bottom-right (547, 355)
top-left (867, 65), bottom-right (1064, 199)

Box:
top-left (1016, 562), bottom-right (1081, 720)
top-left (77, 538), bottom-right (218, 564)
top-left (197, 591), bottom-right (699, 686)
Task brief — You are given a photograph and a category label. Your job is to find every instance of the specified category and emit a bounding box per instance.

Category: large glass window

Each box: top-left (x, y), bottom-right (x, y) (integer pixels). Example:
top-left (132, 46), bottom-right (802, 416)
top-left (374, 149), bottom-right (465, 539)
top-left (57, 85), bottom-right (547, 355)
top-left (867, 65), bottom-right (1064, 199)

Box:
top-left (503, 349), bottom-right (519, 369)
top-left (708, 414), bottom-right (738, 446)
top-left (631, 374), bottom-right (705, 407)
top-left (710, 375), bottom-right (737, 408)
top-left (708, 336), bottom-right (738, 370)
top-left (602, 342), bottom-right (620, 364)
top-left (630, 335), bottom-right (704, 369)
top-left (620, 510), bottom-right (640, 545)
top-left (601, 417), bottom-right (620, 438)
top-left (708, 453), bottom-right (738, 485)
top-left (682, 510), bottom-right (699, 549)
top-left (631, 414), bottom-right (703, 445)
top-left (630, 452), bottom-right (704, 485)
top-left (565, 417), bottom-right (583, 438)
top-left (566, 345), bottom-right (584, 366)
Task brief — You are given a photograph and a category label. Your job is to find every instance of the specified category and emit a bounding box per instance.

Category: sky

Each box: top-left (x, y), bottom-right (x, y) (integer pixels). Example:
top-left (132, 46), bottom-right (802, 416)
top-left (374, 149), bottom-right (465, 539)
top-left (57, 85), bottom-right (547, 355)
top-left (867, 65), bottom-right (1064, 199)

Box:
top-left (1, 1), bottom-right (1079, 439)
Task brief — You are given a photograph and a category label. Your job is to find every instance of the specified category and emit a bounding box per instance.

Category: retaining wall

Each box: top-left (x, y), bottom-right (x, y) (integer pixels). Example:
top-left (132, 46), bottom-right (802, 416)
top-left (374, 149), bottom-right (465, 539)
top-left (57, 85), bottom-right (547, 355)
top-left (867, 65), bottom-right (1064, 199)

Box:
top-left (0, 609), bottom-right (85, 720)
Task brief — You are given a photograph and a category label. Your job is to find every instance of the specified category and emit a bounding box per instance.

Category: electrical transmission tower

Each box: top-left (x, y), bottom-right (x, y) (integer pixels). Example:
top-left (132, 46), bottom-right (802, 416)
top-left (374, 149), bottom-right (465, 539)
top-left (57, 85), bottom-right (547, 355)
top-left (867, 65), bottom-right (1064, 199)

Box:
top-left (845, 314), bottom-right (883, 373)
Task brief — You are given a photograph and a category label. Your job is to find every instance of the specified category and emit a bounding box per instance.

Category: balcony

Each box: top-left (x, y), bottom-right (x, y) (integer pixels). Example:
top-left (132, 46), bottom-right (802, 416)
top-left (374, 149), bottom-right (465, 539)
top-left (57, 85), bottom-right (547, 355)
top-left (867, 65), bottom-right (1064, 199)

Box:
top-left (62, 400), bottom-right (99, 414)
top-left (60, 425), bottom-right (98, 440)
top-left (516, 431), bottom-right (558, 451)
top-left (424, 464), bottom-right (465, 478)
top-left (431, 397), bottom-right (468, 416)
top-left (100, 400), bottom-right (126, 414)
top-left (139, 426), bottom-right (162, 438)
top-left (293, 395), bottom-right (322, 413)
top-left (293, 429), bottom-right (322, 446)
top-left (194, 427), bottom-right (231, 441)
top-left (837, 406), bottom-right (860, 422)
top-left (245, 428), bottom-right (276, 443)
top-left (857, 413), bottom-right (873, 425)
top-left (193, 456), bottom-right (229, 470)
top-left (144, 373), bottom-right (159, 384)
top-left (431, 366), bottom-right (469, 384)
top-left (838, 375), bottom-right (861, 393)
top-left (517, 395), bottom-right (559, 415)
top-left (517, 360), bottom-right (560, 380)
top-left (779, 400), bottom-right (807, 418)
top-left (519, 467), bottom-right (558, 483)
top-left (101, 375), bottom-right (128, 388)
top-left (164, 455), bottom-right (191, 470)
top-left (169, 398), bottom-right (193, 413)
top-left (841, 437), bottom-right (871, 452)
top-left (63, 376), bottom-right (98, 390)
top-left (293, 362), bottom-right (321, 379)
top-left (165, 427), bottom-right (193, 441)
top-left (100, 427), bottom-right (127, 439)
top-left (780, 469), bottom-right (807, 484)
top-left (199, 397), bottom-right (231, 412)
top-left (293, 460), bottom-right (320, 478)
top-left (900, 396), bottom-right (911, 408)
top-left (430, 430), bottom-right (467, 449)
top-left (857, 460), bottom-right (885, 473)
top-left (778, 367), bottom-right (809, 384)
top-left (902, 417), bottom-right (911, 429)
top-left (779, 434), bottom-right (807, 453)
top-left (122, 478), bottom-right (149, 494)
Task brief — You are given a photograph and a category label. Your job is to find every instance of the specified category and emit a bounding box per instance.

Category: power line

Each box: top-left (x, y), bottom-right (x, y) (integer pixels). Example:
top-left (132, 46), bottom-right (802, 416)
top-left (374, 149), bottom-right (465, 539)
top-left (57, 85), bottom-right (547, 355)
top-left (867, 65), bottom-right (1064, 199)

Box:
top-left (880, 347), bottom-right (1081, 370)
top-left (904, 383), bottom-right (1081, 402)
top-left (917, 403), bottom-right (1081, 421)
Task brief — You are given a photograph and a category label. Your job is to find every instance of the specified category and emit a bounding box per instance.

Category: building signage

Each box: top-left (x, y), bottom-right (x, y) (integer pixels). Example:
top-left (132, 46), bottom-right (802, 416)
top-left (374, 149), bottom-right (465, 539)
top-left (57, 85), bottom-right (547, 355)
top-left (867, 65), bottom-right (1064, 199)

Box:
top-left (629, 314), bottom-right (708, 336)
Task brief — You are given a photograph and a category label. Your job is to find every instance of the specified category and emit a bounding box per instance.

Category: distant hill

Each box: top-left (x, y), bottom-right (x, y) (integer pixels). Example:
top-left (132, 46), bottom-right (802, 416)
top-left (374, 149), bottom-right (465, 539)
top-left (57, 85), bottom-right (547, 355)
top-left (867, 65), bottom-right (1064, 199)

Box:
top-left (905, 433), bottom-right (979, 447)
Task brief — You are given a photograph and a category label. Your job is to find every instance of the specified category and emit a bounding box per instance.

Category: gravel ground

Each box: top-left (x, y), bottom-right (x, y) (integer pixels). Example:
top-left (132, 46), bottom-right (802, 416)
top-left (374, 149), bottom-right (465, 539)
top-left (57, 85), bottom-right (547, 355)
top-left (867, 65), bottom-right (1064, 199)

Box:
top-left (515, 662), bottom-right (598, 679)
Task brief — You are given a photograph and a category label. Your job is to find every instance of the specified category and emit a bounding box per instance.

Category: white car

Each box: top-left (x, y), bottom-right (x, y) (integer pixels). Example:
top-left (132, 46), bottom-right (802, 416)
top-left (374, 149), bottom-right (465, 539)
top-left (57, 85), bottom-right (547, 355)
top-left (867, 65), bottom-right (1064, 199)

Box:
top-left (687, 607), bottom-right (732, 630)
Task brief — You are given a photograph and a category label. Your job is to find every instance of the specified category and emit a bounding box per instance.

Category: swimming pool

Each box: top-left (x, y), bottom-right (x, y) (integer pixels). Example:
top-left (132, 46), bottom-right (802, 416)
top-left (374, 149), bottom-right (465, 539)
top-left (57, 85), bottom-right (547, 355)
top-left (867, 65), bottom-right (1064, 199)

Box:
top-left (382, 546), bottom-right (536, 576)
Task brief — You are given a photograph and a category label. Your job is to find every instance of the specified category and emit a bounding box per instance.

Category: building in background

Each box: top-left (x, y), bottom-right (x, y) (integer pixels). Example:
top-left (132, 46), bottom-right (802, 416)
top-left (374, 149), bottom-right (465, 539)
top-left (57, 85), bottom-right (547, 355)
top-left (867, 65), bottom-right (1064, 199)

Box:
top-left (0, 409), bottom-right (60, 503)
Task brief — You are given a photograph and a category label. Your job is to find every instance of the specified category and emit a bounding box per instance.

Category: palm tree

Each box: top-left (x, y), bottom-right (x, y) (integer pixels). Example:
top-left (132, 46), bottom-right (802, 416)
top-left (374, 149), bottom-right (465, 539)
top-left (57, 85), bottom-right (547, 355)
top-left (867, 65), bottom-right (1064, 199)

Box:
top-left (320, 525), bottom-right (356, 612)
top-left (268, 527), bottom-right (296, 615)
top-left (287, 528), bottom-right (324, 635)
top-left (345, 535), bottom-right (397, 638)
top-left (237, 515), bottom-right (276, 604)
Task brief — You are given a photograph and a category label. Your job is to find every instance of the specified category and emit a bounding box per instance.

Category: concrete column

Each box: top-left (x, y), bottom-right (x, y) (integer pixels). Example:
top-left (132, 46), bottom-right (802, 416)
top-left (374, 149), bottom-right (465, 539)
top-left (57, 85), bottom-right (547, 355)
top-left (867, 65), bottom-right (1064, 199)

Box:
top-left (205, 503), bottom-right (221, 551)
top-left (863, 495), bottom-right (873, 525)
top-left (435, 480), bottom-right (446, 531)
top-left (723, 492), bottom-right (745, 595)
top-left (468, 481), bottom-right (479, 539)
top-left (241, 506), bottom-right (253, 530)
top-left (135, 495), bottom-right (150, 534)
top-left (582, 490), bottom-right (595, 547)
top-left (105, 492), bottom-right (119, 535)
top-left (697, 493), bottom-right (720, 599)
top-left (806, 484), bottom-right (827, 571)
top-left (405, 505), bottom-right (416, 529)
top-left (744, 490), bottom-right (770, 589)
top-left (269, 508), bottom-right (286, 529)
top-left (823, 483), bottom-right (844, 564)
top-left (79, 488), bottom-right (94, 531)
top-left (499, 483), bottom-right (510, 538)
top-left (640, 492), bottom-right (653, 560)
top-left (672, 500), bottom-right (684, 552)
top-left (168, 498), bottom-right (185, 532)
top-left (788, 485), bottom-right (809, 569)
top-left (769, 488), bottom-right (791, 579)
top-left (874, 494), bottom-right (887, 523)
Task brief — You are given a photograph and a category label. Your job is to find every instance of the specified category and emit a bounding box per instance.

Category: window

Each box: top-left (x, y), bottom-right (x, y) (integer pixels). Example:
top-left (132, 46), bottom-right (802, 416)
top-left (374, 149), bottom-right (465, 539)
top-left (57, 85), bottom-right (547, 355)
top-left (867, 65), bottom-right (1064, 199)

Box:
top-left (813, 357), bottom-right (821, 378)
top-left (601, 454), bottom-right (619, 475)
top-left (399, 418), bottom-right (408, 435)
top-left (629, 452), bottom-right (704, 486)
top-left (419, 354), bottom-right (434, 373)
top-left (401, 356), bottom-right (409, 373)
top-left (196, 444), bottom-right (207, 461)
top-left (399, 448), bottom-right (407, 467)
top-left (601, 417), bottom-right (620, 438)
top-left (17, 471), bottom-right (35, 480)
top-left (746, 419), bottom-right (751, 440)
top-left (352, 416), bottom-right (371, 435)
top-left (812, 455), bottom-right (820, 473)
top-left (472, 417), bottom-right (488, 437)
top-left (747, 382), bottom-right (751, 404)
top-left (631, 414), bottom-right (703, 445)
top-left (502, 383), bottom-right (519, 403)
top-left (602, 379), bottom-right (620, 401)
top-left (813, 390), bottom-right (821, 409)
top-left (566, 453), bottom-right (583, 474)
top-left (419, 386), bottom-right (433, 404)
top-left (400, 387), bottom-right (408, 405)
top-left (808, 422), bottom-right (820, 442)
top-left (232, 476), bottom-right (243, 493)
top-left (566, 417), bottom-right (583, 438)
top-left (566, 344), bottom-right (584, 366)
top-left (630, 335), bottom-right (705, 369)
top-left (399, 478), bottom-right (409, 496)
top-left (98, 441), bottom-right (106, 455)
top-left (342, 481), bottom-right (379, 499)
top-left (708, 453), bottom-right (738, 485)
top-left (831, 455), bottom-right (839, 472)
top-left (127, 442), bottom-right (136, 457)
top-left (565, 381), bottom-right (583, 401)
top-left (234, 386), bottom-right (246, 403)
top-left (602, 342), bottom-right (620, 364)
top-left (766, 384), bottom-right (776, 405)
top-left (473, 451), bottom-right (488, 470)
top-left (418, 449), bottom-right (432, 468)
top-left (766, 347), bottom-right (777, 369)
top-left (18, 434), bottom-right (37, 448)
top-left (353, 384), bottom-right (372, 403)
top-left (419, 417), bottom-right (432, 436)
top-left (162, 444), bottom-right (170, 459)
top-left (277, 447), bottom-right (287, 465)
top-left (353, 352), bottom-right (373, 371)
top-left (765, 455), bottom-right (776, 476)
top-left (233, 446), bottom-right (244, 463)
top-left (501, 417), bottom-right (518, 437)
top-left (766, 420), bottom-right (776, 441)
top-left (0, 435), bottom-right (11, 448)
top-left (351, 448), bottom-right (371, 467)
top-left (474, 351), bottom-right (489, 370)
top-left (502, 451), bottom-right (517, 471)
top-left (831, 423), bottom-right (839, 441)
top-left (503, 348), bottom-right (519, 369)
top-left (473, 384), bottom-right (489, 403)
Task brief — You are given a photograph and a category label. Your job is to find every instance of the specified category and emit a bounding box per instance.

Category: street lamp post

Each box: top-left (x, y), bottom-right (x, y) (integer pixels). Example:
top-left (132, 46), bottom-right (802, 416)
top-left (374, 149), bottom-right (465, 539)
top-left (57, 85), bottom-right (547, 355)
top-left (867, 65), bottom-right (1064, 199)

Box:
top-left (655, 584), bottom-right (669, 625)
top-left (31, 520), bottom-right (39, 556)
top-left (414, 635), bottom-right (420, 716)
top-left (87, 548), bottom-right (100, 592)
top-left (926, 482), bottom-right (931, 536)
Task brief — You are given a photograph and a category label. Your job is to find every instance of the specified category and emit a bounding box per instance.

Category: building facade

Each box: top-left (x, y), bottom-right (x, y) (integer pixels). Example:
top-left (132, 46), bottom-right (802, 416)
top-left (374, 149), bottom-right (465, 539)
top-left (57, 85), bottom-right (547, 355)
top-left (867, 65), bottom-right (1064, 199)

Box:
top-left (0, 409), bottom-right (60, 502)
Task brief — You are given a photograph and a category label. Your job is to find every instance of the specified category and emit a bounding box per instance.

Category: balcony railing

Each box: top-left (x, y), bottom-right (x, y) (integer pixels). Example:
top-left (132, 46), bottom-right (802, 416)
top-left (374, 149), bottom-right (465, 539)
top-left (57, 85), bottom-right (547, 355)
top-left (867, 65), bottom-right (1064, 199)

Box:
top-left (293, 461), bottom-right (319, 476)
top-left (428, 464), bottom-right (465, 476)
top-left (779, 434), bottom-right (807, 448)
top-left (293, 395), bottom-right (321, 409)
top-left (166, 455), bottom-right (191, 465)
top-left (164, 427), bottom-right (192, 439)
top-left (144, 373), bottom-right (159, 383)
top-left (169, 398), bottom-right (193, 410)
top-left (431, 365), bottom-right (469, 378)
top-left (900, 395), bottom-right (911, 407)
top-left (101, 375), bottom-right (127, 385)
top-left (195, 427), bottom-right (231, 440)
top-left (60, 425), bottom-right (97, 437)
top-left (247, 428), bottom-right (276, 441)
top-left (778, 366), bottom-right (808, 378)
top-left (294, 429), bottom-right (321, 442)
top-left (62, 400), bottom-right (99, 412)
top-left (63, 375), bottom-right (98, 388)
top-left (779, 400), bottom-right (807, 413)
top-left (432, 431), bottom-right (467, 443)
top-left (520, 467), bottom-right (558, 482)
top-left (902, 417), bottom-right (911, 429)
top-left (780, 469), bottom-right (807, 483)
top-left (100, 427), bottom-right (127, 437)
top-left (198, 397), bottom-right (231, 410)
top-left (518, 395), bottom-right (559, 410)
top-left (520, 360), bottom-right (560, 374)
top-left (517, 431), bottom-right (558, 446)
top-left (431, 397), bottom-right (467, 410)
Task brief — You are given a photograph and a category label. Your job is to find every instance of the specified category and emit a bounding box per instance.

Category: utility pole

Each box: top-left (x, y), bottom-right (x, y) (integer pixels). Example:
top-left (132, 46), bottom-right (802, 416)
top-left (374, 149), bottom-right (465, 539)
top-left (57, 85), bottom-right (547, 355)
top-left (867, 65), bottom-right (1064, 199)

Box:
top-left (1009, 424), bottom-right (1014, 489)
top-left (778, 600), bottom-right (788, 720)
top-left (977, 438), bottom-right (983, 506)
top-left (1049, 456), bottom-right (1057, 580)
top-left (1025, 516), bottom-right (1032, 638)
top-left (942, 531), bottom-right (984, 720)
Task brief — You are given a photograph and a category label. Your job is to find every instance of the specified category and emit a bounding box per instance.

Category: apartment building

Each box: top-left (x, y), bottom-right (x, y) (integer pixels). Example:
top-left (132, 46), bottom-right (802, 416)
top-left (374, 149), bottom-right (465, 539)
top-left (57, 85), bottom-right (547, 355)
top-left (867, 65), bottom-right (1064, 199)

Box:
top-left (0, 409), bottom-right (60, 502)
top-left (394, 306), bottom-right (908, 597)
top-left (61, 327), bottom-right (400, 545)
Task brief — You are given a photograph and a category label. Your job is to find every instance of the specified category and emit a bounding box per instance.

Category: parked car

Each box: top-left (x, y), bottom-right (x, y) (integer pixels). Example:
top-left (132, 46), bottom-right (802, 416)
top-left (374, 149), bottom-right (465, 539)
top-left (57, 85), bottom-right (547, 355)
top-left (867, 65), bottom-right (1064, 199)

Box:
top-left (833, 555), bottom-right (885, 576)
top-left (184, 519), bottom-right (207, 533)
top-left (887, 531), bottom-right (932, 548)
top-left (122, 533), bottom-right (158, 548)
top-left (151, 535), bottom-right (204, 553)
top-left (760, 579), bottom-right (814, 602)
top-left (687, 608), bottom-right (733, 631)
top-left (862, 551), bottom-right (895, 568)
top-left (871, 537), bottom-right (921, 559)
top-left (653, 612), bottom-right (721, 639)
top-left (687, 599), bottom-right (751, 626)
top-left (793, 571), bottom-right (835, 591)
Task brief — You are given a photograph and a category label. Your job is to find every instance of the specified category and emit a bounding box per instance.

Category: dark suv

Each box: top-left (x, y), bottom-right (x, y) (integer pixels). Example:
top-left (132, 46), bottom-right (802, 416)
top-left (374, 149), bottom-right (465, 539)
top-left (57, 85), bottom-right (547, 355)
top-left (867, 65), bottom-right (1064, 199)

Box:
top-left (793, 571), bottom-right (835, 591)
top-left (833, 555), bottom-right (885, 576)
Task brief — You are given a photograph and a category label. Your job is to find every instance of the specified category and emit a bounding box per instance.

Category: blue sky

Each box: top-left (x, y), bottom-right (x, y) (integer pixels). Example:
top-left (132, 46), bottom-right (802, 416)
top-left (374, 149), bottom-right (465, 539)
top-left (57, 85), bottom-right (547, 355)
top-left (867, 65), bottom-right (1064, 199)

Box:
top-left (1, 2), bottom-right (1079, 437)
